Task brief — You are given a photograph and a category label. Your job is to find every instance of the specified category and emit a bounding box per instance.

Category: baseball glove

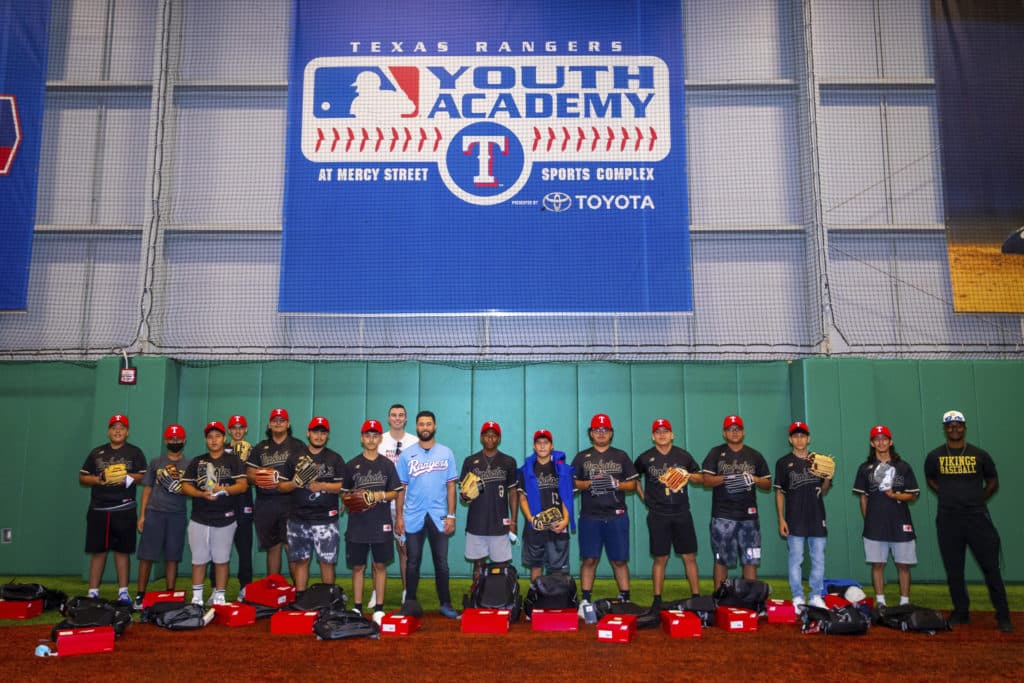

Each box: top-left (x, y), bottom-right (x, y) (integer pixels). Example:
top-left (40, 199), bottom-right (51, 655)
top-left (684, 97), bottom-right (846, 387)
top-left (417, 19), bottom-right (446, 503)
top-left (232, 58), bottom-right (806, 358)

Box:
top-left (292, 454), bottom-right (319, 488)
top-left (808, 452), bottom-right (835, 480)
top-left (460, 471), bottom-right (483, 501)
top-left (100, 463), bottom-right (128, 486)
top-left (254, 467), bottom-right (280, 489)
top-left (156, 465), bottom-right (183, 494)
top-left (200, 461), bottom-right (218, 492)
top-left (658, 467), bottom-right (690, 493)
top-left (342, 489), bottom-right (376, 514)
top-left (233, 440), bottom-right (252, 463)
top-left (588, 473), bottom-right (618, 496)
top-left (531, 506), bottom-right (564, 531)
top-left (723, 472), bottom-right (754, 494)
top-left (872, 461), bottom-right (895, 492)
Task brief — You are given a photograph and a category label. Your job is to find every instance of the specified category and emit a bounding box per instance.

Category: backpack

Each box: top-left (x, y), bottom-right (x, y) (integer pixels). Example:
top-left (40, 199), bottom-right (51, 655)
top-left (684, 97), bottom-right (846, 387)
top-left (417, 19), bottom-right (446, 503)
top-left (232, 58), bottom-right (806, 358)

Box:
top-left (523, 572), bottom-right (578, 617)
top-left (0, 581), bottom-right (67, 611)
top-left (291, 583), bottom-right (347, 613)
top-left (140, 602), bottom-right (211, 630)
top-left (241, 600), bottom-right (281, 619)
top-left (713, 578), bottom-right (771, 613)
top-left (463, 563), bottom-right (522, 623)
top-left (50, 596), bottom-right (133, 641)
top-left (663, 595), bottom-right (716, 627)
top-left (313, 609), bottom-right (380, 640)
top-left (874, 604), bottom-right (950, 633)
top-left (801, 604), bottom-right (870, 635)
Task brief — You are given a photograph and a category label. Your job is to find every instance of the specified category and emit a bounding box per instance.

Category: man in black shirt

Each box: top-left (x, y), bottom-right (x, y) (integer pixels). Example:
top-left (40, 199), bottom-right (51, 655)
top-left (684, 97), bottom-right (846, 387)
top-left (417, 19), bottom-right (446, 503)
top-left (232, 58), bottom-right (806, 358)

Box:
top-left (924, 410), bottom-right (1014, 633)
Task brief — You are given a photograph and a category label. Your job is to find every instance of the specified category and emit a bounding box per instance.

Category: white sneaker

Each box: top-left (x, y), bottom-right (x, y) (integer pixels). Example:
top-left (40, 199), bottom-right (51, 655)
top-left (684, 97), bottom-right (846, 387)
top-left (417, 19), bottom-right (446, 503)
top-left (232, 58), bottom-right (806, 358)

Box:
top-left (372, 610), bottom-right (385, 626)
top-left (808, 595), bottom-right (826, 609)
top-left (191, 595), bottom-right (204, 606)
top-left (792, 596), bottom-right (806, 611)
top-left (351, 607), bottom-right (362, 615)
top-left (211, 591), bottom-right (227, 606)
top-left (237, 587), bottom-right (246, 602)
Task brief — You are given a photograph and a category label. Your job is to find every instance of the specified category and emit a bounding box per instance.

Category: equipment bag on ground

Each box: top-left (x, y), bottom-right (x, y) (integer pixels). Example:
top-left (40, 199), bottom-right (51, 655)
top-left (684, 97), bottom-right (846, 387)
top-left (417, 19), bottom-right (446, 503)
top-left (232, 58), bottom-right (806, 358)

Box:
top-left (801, 604), bottom-right (870, 635)
top-left (523, 572), bottom-right (578, 617)
top-left (50, 596), bottom-right (132, 640)
top-left (463, 562), bottom-right (522, 623)
top-left (140, 602), bottom-right (211, 630)
top-left (313, 609), bottom-right (380, 640)
top-left (713, 578), bottom-right (771, 613)
top-left (291, 583), bottom-right (347, 612)
top-left (874, 604), bottom-right (950, 633)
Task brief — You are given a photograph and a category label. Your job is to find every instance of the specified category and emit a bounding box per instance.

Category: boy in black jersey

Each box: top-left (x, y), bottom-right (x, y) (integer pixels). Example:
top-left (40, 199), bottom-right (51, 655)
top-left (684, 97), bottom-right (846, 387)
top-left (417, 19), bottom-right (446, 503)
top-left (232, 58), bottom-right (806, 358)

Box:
top-left (773, 421), bottom-right (830, 610)
top-left (460, 421), bottom-right (519, 583)
top-left (180, 421), bottom-right (248, 606)
top-left (79, 414), bottom-right (147, 605)
top-left (277, 416), bottom-right (346, 592)
top-left (635, 418), bottom-right (703, 607)
top-left (343, 419), bottom-right (402, 619)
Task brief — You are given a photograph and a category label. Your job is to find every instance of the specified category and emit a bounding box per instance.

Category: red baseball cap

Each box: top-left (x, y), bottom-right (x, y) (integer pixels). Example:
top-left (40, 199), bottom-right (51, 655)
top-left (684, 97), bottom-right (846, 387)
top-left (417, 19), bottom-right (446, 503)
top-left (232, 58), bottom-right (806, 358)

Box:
top-left (108, 414), bottom-right (129, 428)
top-left (164, 424), bottom-right (186, 440)
top-left (228, 415), bottom-right (247, 428)
top-left (204, 421), bottom-right (226, 435)
top-left (870, 425), bottom-right (892, 440)
top-left (788, 421), bottom-right (809, 435)
top-left (652, 418), bottom-right (672, 433)
top-left (361, 419), bottom-right (383, 434)
top-left (723, 415), bottom-right (744, 429)
top-left (480, 421), bottom-right (502, 436)
top-left (308, 416), bottom-right (330, 431)
top-left (533, 429), bottom-right (553, 442)
top-left (269, 408), bottom-right (289, 421)
top-left (590, 414), bottom-right (613, 430)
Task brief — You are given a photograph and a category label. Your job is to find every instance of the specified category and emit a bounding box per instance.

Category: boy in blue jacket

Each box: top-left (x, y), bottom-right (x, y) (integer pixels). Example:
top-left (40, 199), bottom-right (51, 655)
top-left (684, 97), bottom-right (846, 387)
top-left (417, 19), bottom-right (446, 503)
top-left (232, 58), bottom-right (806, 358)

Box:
top-left (517, 430), bottom-right (575, 580)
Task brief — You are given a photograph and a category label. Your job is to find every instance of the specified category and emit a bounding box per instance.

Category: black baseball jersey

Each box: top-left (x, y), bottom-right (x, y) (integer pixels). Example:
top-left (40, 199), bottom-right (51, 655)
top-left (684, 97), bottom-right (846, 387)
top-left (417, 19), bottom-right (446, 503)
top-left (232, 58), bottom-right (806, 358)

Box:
top-left (923, 443), bottom-right (997, 513)
top-left (80, 442), bottom-right (147, 512)
top-left (343, 453), bottom-right (402, 544)
top-left (227, 440), bottom-right (254, 519)
top-left (183, 452), bottom-right (247, 527)
top-left (634, 446), bottom-right (700, 515)
top-left (572, 446), bottom-right (638, 520)
top-left (460, 451), bottom-right (519, 536)
top-left (852, 458), bottom-right (920, 542)
top-left (701, 444), bottom-right (770, 521)
top-left (247, 436), bottom-right (305, 499)
top-left (774, 453), bottom-right (827, 537)
top-left (281, 446), bottom-right (345, 524)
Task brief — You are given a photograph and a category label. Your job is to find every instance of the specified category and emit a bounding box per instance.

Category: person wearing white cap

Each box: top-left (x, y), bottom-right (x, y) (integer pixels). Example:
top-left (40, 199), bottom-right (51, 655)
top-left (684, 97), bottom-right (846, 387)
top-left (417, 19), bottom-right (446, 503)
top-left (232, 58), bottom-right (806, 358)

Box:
top-left (924, 410), bottom-right (1014, 633)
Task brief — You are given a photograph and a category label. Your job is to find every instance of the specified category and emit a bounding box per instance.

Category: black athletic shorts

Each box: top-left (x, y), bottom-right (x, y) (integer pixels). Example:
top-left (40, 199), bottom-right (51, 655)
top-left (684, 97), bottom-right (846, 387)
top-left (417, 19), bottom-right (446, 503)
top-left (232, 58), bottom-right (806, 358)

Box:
top-left (85, 508), bottom-right (137, 554)
top-left (647, 509), bottom-right (697, 557)
top-left (254, 496), bottom-right (291, 550)
top-left (345, 539), bottom-right (394, 568)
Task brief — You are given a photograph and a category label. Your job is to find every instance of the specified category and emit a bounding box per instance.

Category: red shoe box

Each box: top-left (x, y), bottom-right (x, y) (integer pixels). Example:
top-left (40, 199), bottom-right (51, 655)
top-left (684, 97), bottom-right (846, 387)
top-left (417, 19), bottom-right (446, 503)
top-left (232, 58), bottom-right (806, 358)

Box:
top-left (245, 574), bottom-right (296, 608)
top-left (715, 606), bottom-right (758, 632)
top-left (0, 599), bottom-right (43, 619)
top-left (270, 610), bottom-right (319, 634)
top-left (380, 611), bottom-right (421, 636)
top-left (660, 610), bottom-right (702, 638)
top-left (596, 614), bottom-right (637, 643)
top-left (55, 626), bottom-right (116, 656)
top-left (213, 602), bottom-right (256, 627)
top-left (824, 594), bottom-right (851, 609)
top-left (461, 608), bottom-right (512, 633)
top-left (766, 599), bottom-right (798, 624)
top-left (530, 608), bottom-right (579, 632)
top-left (141, 591), bottom-right (186, 608)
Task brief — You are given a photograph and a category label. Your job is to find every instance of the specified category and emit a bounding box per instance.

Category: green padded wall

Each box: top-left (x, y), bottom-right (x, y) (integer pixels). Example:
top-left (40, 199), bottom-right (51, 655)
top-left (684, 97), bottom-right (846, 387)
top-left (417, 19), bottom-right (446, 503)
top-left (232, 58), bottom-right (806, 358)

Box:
top-left (1, 358), bottom-right (1020, 588)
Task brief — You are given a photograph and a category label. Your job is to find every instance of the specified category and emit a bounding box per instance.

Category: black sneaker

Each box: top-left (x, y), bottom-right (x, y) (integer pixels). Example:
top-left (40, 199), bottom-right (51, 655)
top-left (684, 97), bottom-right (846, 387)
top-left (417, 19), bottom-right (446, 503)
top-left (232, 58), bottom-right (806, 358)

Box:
top-left (998, 619), bottom-right (1015, 633)
top-left (947, 612), bottom-right (970, 626)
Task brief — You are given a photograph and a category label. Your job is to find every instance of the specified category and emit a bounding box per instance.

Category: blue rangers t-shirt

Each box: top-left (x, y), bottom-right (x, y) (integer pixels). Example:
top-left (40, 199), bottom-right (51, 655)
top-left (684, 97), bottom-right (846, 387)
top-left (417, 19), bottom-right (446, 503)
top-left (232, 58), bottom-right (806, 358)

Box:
top-left (397, 441), bottom-right (458, 534)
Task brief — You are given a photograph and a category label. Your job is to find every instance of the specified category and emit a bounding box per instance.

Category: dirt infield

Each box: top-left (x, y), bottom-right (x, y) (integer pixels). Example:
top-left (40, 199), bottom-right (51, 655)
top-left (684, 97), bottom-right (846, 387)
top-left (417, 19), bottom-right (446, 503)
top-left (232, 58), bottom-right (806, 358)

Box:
top-left (4, 610), bottom-right (1022, 682)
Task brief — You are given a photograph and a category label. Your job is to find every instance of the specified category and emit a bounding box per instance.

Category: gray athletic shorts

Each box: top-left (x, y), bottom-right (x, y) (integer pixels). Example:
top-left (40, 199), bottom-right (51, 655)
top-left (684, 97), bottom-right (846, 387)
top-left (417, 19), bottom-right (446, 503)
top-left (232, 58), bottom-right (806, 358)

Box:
top-left (188, 520), bottom-right (237, 565)
top-left (863, 538), bottom-right (917, 565)
top-left (465, 532), bottom-right (512, 563)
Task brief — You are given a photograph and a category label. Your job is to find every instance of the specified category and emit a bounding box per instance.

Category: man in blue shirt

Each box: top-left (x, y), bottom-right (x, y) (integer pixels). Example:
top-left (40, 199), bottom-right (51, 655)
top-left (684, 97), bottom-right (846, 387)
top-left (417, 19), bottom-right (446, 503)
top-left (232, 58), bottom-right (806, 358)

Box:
top-left (395, 410), bottom-right (460, 619)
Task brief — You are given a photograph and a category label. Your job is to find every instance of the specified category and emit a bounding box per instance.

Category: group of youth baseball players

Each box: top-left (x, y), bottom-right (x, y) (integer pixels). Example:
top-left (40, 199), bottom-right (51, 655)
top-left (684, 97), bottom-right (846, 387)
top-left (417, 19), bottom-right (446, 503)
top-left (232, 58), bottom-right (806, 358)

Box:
top-left (79, 406), bottom-right (1014, 632)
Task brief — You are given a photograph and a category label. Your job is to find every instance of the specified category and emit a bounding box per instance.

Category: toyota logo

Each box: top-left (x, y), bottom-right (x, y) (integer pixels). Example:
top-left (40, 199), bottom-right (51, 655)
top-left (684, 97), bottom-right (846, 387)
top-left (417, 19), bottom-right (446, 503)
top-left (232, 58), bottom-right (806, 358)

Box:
top-left (542, 192), bottom-right (572, 212)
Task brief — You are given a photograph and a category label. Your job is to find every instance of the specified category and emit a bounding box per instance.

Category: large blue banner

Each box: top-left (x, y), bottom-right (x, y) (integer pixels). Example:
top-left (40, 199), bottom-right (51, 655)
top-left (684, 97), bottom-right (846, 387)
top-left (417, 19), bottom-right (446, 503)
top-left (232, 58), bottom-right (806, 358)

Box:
top-left (0, 1), bottom-right (51, 311)
top-left (281, 0), bottom-right (689, 314)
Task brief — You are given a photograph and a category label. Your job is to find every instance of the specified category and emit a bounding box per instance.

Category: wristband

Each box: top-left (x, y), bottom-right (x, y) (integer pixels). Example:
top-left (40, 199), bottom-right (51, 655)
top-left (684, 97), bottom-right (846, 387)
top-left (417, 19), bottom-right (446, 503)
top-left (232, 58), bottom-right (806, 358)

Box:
top-left (445, 513), bottom-right (456, 519)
